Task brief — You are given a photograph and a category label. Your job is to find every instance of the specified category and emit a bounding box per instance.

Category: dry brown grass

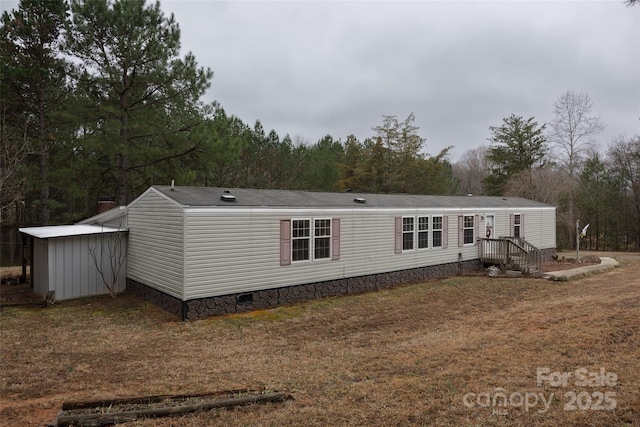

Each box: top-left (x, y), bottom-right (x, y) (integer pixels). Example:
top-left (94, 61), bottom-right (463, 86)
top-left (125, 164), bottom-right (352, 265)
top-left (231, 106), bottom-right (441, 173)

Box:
top-left (1, 252), bottom-right (639, 426)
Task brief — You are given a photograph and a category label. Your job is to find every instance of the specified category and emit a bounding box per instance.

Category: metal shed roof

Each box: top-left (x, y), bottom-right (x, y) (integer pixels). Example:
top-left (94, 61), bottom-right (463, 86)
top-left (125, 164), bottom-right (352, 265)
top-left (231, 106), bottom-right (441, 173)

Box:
top-left (152, 186), bottom-right (554, 209)
top-left (19, 224), bottom-right (125, 239)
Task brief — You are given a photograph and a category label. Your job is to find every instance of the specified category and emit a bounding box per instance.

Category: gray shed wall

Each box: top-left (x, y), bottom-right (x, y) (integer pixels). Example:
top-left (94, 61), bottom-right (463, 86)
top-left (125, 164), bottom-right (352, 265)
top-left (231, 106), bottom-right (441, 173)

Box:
top-left (31, 233), bottom-right (127, 300)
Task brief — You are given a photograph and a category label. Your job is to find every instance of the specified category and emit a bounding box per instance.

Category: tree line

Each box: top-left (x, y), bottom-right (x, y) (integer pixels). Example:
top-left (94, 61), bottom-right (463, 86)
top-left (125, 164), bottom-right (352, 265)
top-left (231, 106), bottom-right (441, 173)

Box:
top-left (453, 92), bottom-right (640, 251)
top-left (2, 0), bottom-right (639, 254)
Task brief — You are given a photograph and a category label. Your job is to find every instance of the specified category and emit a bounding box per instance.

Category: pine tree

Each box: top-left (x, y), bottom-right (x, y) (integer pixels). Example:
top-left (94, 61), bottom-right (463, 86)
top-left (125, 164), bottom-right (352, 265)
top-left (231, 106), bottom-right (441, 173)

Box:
top-left (67, 0), bottom-right (213, 205)
top-left (0, 0), bottom-right (71, 224)
top-left (484, 115), bottom-right (549, 196)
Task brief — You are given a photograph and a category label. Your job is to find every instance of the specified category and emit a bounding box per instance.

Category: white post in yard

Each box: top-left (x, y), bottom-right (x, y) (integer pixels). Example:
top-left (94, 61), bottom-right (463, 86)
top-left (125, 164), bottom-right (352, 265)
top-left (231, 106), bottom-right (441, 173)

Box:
top-left (576, 219), bottom-right (580, 263)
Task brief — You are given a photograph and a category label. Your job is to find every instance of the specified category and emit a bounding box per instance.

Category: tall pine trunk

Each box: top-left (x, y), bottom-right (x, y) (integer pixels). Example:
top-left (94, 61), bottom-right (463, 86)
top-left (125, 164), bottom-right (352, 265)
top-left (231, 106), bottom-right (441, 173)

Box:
top-left (38, 89), bottom-right (49, 225)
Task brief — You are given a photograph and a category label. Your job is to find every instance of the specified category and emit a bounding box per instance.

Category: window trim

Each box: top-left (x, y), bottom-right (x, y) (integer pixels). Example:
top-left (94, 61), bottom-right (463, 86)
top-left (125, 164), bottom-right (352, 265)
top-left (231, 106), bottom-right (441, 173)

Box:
top-left (396, 215), bottom-right (448, 252)
top-left (459, 214), bottom-right (476, 247)
top-left (417, 216), bottom-right (429, 250)
top-left (402, 216), bottom-right (415, 251)
top-left (464, 215), bottom-right (475, 245)
top-left (291, 218), bottom-right (312, 263)
top-left (512, 213), bottom-right (522, 238)
top-left (313, 217), bottom-right (332, 260)
top-left (286, 217), bottom-right (336, 264)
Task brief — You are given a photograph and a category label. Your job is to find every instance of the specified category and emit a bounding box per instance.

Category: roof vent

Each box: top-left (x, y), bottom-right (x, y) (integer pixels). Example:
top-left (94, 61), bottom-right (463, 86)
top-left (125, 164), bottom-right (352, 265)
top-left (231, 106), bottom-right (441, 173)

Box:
top-left (220, 194), bottom-right (236, 202)
top-left (224, 189), bottom-right (230, 193)
top-left (354, 197), bottom-right (366, 204)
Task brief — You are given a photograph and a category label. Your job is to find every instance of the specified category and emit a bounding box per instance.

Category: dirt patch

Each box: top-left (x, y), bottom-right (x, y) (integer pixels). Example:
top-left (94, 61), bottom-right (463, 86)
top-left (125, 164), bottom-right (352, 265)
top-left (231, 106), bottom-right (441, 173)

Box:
top-left (1, 253), bottom-right (639, 426)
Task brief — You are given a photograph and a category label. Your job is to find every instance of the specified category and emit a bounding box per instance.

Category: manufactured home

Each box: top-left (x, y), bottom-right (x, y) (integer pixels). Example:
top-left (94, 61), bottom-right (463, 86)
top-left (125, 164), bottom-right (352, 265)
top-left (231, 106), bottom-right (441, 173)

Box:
top-left (89, 185), bottom-right (554, 320)
top-left (19, 186), bottom-right (556, 319)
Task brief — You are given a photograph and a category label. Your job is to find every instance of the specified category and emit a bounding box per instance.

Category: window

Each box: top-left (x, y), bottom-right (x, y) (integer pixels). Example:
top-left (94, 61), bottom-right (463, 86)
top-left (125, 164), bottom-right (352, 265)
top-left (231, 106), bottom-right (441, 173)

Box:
top-left (513, 214), bottom-right (521, 238)
top-left (432, 216), bottom-right (443, 248)
top-left (463, 215), bottom-right (475, 245)
top-left (403, 217), bottom-right (414, 250)
top-left (314, 219), bottom-right (331, 259)
top-left (286, 218), bottom-right (334, 263)
top-left (418, 216), bottom-right (429, 249)
top-left (292, 219), bottom-right (310, 261)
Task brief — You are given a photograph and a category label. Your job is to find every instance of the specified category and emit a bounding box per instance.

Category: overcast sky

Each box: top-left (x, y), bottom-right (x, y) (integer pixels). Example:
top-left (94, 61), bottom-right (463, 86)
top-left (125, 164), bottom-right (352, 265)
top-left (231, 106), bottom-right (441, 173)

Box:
top-left (159, 0), bottom-right (639, 161)
top-left (3, 1), bottom-right (639, 161)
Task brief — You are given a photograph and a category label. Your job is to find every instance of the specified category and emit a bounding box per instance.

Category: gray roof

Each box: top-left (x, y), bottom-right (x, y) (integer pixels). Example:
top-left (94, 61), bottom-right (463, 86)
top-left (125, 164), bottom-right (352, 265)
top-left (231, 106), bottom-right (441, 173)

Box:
top-left (153, 186), bottom-right (553, 209)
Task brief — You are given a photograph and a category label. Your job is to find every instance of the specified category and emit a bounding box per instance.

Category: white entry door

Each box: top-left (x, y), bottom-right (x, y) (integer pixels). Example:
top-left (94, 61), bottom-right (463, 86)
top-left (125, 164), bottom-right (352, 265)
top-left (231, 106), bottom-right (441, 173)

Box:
top-left (484, 215), bottom-right (495, 256)
top-left (485, 214), bottom-right (495, 239)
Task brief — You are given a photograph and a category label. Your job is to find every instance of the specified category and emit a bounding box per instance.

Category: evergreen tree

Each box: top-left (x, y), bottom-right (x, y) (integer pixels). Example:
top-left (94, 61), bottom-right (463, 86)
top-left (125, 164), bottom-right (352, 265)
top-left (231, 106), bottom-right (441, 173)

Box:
top-left (0, 0), bottom-right (72, 224)
top-left (336, 135), bottom-right (365, 192)
top-left (302, 135), bottom-right (344, 191)
top-left (67, 0), bottom-right (213, 205)
top-left (484, 114), bottom-right (549, 196)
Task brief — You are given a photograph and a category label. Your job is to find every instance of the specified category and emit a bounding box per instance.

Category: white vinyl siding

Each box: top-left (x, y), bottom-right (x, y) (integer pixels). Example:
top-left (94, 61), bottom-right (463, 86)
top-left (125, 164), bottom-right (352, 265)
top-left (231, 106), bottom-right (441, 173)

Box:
top-left (183, 209), bottom-right (499, 299)
top-left (125, 189), bottom-right (556, 301)
top-left (126, 189), bottom-right (184, 299)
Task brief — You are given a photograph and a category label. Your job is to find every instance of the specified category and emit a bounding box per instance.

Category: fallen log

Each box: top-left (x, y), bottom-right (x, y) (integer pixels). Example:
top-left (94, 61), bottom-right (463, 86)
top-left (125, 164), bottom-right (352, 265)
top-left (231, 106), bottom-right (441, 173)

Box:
top-left (61, 388), bottom-right (261, 411)
top-left (55, 391), bottom-right (292, 427)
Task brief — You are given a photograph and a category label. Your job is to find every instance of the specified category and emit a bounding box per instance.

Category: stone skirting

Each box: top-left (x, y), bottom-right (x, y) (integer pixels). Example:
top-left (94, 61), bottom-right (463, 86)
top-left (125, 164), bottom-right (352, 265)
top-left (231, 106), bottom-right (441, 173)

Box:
top-left (128, 259), bottom-right (480, 321)
top-left (126, 279), bottom-right (183, 319)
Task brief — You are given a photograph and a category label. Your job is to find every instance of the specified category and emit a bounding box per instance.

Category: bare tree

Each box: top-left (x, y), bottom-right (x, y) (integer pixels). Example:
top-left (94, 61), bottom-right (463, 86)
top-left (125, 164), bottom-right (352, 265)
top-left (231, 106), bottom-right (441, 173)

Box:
top-left (452, 145), bottom-right (490, 195)
top-left (88, 225), bottom-right (126, 297)
top-left (503, 166), bottom-right (565, 205)
top-left (549, 91), bottom-right (605, 248)
top-left (625, 0), bottom-right (639, 7)
top-left (549, 91), bottom-right (605, 179)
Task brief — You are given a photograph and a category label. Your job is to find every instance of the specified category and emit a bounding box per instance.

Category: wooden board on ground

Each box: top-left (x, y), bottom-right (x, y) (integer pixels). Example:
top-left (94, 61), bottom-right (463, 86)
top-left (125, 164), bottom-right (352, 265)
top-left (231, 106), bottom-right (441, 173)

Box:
top-left (53, 389), bottom-right (293, 427)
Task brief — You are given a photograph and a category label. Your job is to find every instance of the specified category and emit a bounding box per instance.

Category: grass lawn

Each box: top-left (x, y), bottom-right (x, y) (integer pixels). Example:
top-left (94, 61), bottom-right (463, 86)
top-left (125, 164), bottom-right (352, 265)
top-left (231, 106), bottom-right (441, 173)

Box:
top-left (1, 253), bottom-right (639, 426)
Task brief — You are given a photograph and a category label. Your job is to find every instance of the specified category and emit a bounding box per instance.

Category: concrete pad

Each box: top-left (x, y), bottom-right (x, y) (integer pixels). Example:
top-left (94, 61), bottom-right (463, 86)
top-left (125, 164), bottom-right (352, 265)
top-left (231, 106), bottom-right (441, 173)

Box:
top-left (543, 257), bottom-right (619, 281)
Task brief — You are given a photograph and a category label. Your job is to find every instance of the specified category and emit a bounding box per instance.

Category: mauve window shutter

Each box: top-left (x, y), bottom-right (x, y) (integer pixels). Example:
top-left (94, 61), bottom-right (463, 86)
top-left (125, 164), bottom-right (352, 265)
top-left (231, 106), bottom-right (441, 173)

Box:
top-left (331, 218), bottom-right (341, 260)
top-left (395, 217), bottom-right (403, 254)
top-left (475, 214), bottom-right (480, 244)
top-left (280, 219), bottom-right (291, 265)
top-left (443, 216), bottom-right (449, 248)
top-left (520, 213), bottom-right (525, 239)
top-left (510, 213), bottom-right (514, 237)
top-left (458, 215), bottom-right (464, 247)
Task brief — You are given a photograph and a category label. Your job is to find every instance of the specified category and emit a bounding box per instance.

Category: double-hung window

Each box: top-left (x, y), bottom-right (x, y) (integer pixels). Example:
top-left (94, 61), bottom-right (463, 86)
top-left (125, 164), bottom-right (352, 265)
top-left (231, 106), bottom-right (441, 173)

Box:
top-left (463, 215), bottom-right (475, 245)
top-left (288, 218), bottom-right (333, 263)
top-left (292, 219), bottom-right (311, 261)
top-left (402, 217), bottom-right (414, 251)
top-left (513, 214), bottom-right (521, 237)
top-left (432, 216), bottom-right (443, 248)
top-left (418, 216), bottom-right (429, 249)
top-left (314, 219), bottom-right (331, 259)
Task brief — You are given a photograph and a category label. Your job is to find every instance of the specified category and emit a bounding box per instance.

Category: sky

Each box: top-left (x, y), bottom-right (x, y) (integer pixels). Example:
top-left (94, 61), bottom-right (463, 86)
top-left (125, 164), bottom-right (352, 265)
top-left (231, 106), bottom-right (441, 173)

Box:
top-left (159, 0), bottom-right (639, 161)
top-left (2, 0), bottom-right (639, 161)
